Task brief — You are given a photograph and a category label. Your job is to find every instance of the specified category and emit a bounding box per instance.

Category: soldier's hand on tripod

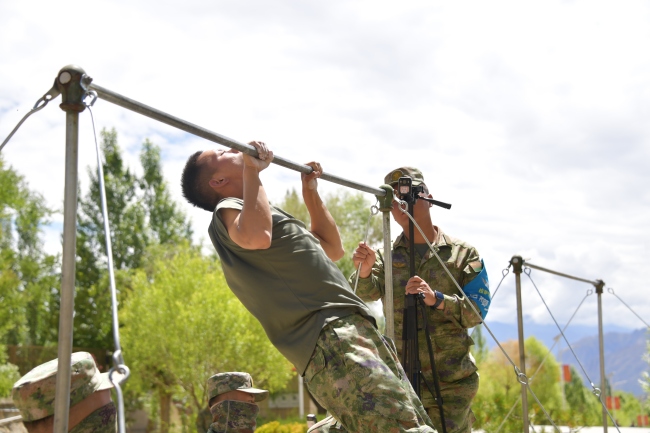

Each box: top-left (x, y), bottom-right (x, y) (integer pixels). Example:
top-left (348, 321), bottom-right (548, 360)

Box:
top-left (352, 242), bottom-right (376, 278)
top-left (405, 276), bottom-right (443, 309)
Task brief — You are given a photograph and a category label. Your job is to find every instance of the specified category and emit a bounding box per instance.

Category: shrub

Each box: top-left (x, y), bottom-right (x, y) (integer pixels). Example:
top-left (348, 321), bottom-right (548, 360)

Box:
top-left (0, 362), bottom-right (20, 398)
top-left (256, 421), bottom-right (307, 433)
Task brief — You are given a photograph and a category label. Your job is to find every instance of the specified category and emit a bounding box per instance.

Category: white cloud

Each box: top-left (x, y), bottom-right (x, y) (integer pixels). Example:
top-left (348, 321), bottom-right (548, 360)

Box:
top-left (1, 0), bottom-right (649, 332)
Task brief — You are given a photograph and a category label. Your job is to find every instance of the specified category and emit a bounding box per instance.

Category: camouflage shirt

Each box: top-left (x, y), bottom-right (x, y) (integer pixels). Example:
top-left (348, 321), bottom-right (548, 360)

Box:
top-left (352, 228), bottom-right (487, 408)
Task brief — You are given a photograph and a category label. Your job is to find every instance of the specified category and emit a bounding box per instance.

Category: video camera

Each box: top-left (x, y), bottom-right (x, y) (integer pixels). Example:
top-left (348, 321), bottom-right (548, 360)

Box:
top-left (396, 176), bottom-right (452, 210)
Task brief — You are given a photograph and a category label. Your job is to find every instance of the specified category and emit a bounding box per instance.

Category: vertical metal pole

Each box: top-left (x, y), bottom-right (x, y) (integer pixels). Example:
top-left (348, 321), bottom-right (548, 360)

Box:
top-left (298, 375), bottom-right (304, 419)
top-left (53, 65), bottom-right (87, 433)
top-left (511, 256), bottom-right (529, 433)
top-left (383, 212), bottom-right (394, 340)
top-left (595, 280), bottom-right (608, 432)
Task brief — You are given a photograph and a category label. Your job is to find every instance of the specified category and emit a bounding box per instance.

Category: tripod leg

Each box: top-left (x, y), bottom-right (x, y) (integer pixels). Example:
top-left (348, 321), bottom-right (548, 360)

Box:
top-left (417, 296), bottom-right (448, 433)
top-left (401, 294), bottom-right (422, 397)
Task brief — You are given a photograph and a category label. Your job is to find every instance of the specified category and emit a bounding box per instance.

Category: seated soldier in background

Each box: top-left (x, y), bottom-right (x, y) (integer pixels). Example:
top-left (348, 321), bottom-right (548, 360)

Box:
top-left (206, 372), bottom-right (268, 433)
top-left (12, 352), bottom-right (117, 433)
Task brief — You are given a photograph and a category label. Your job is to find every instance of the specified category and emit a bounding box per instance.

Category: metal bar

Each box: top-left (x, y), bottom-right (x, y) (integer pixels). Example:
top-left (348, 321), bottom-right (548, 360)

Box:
top-left (525, 262), bottom-right (598, 285)
top-left (53, 110), bottom-right (79, 433)
top-left (511, 256), bottom-right (529, 433)
top-left (298, 375), bottom-right (304, 419)
top-left (527, 260), bottom-right (610, 430)
top-left (52, 64), bottom-right (88, 433)
top-left (87, 82), bottom-right (387, 197)
top-left (596, 282), bottom-right (608, 432)
top-left (383, 212), bottom-right (394, 340)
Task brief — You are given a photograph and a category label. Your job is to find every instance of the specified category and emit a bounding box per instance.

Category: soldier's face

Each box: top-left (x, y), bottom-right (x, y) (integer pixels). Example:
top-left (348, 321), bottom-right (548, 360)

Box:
top-left (213, 390), bottom-right (256, 404)
top-left (391, 190), bottom-right (431, 229)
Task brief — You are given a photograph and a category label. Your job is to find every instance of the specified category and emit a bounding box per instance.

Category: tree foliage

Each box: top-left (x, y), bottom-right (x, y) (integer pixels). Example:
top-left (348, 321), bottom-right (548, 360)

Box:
top-left (470, 324), bottom-right (489, 365)
top-left (274, 188), bottom-right (383, 278)
top-left (562, 365), bottom-right (601, 426)
top-left (74, 129), bottom-right (192, 349)
top-left (0, 154), bottom-right (59, 347)
top-left (121, 243), bottom-right (293, 431)
top-left (640, 330), bottom-right (650, 412)
top-left (473, 337), bottom-right (564, 432)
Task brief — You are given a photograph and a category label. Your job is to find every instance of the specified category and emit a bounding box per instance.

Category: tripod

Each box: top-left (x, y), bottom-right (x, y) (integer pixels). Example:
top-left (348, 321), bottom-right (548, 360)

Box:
top-left (397, 179), bottom-right (449, 433)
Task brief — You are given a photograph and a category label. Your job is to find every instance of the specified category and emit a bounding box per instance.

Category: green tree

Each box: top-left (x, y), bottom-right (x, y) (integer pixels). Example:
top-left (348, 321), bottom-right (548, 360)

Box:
top-left (470, 324), bottom-right (489, 365)
top-left (275, 188), bottom-right (383, 278)
top-left (140, 139), bottom-right (192, 245)
top-left (74, 129), bottom-right (192, 349)
top-left (121, 243), bottom-right (292, 433)
top-left (562, 365), bottom-right (601, 426)
top-left (473, 337), bottom-right (564, 432)
top-left (0, 154), bottom-right (59, 348)
top-left (0, 344), bottom-right (20, 398)
top-left (608, 390), bottom-right (646, 427)
top-left (640, 331), bottom-right (650, 412)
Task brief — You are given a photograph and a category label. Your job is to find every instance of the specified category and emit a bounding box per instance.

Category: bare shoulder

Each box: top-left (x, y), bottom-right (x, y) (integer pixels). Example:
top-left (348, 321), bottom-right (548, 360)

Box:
top-left (217, 207), bottom-right (241, 229)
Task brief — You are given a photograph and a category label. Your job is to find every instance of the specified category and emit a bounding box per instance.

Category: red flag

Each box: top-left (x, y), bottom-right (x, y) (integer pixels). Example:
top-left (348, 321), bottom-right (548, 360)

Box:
top-left (614, 396), bottom-right (620, 410)
top-left (644, 415), bottom-right (649, 426)
top-left (637, 415), bottom-right (642, 426)
top-left (562, 365), bottom-right (571, 382)
top-left (606, 396), bottom-right (612, 410)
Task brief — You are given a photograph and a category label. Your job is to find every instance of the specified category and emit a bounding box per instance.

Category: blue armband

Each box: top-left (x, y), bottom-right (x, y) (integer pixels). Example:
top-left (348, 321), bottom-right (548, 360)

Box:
top-left (462, 259), bottom-right (490, 319)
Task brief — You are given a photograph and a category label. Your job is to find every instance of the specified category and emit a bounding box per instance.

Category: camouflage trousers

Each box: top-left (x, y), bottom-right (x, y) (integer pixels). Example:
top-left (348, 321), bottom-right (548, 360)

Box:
top-left (425, 372), bottom-right (478, 433)
top-left (303, 314), bottom-right (436, 433)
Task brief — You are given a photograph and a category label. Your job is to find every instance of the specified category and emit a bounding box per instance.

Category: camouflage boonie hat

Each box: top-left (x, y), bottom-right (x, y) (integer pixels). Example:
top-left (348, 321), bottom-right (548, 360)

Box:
top-left (384, 167), bottom-right (425, 187)
top-left (207, 372), bottom-right (268, 403)
top-left (12, 352), bottom-right (113, 422)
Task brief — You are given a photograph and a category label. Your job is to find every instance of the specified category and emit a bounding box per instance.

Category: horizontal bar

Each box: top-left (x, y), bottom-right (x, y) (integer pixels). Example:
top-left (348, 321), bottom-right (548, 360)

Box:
top-left (524, 262), bottom-right (599, 286)
top-left (87, 82), bottom-right (387, 197)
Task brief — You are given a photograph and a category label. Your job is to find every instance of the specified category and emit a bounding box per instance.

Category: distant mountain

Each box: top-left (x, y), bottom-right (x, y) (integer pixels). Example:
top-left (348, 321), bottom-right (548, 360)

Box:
top-left (477, 322), bottom-right (649, 396)
top-left (558, 329), bottom-right (649, 397)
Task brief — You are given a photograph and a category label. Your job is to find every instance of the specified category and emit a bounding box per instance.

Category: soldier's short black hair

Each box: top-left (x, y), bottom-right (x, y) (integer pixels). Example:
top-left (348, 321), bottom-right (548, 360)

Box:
top-left (181, 151), bottom-right (219, 212)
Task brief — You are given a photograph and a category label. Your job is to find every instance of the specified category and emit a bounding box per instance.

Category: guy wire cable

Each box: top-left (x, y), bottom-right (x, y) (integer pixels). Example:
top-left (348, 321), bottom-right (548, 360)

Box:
top-left (352, 203), bottom-right (379, 293)
top-left (87, 98), bottom-right (130, 433)
top-left (0, 81), bottom-right (61, 152)
top-left (607, 287), bottom-right (650, 328)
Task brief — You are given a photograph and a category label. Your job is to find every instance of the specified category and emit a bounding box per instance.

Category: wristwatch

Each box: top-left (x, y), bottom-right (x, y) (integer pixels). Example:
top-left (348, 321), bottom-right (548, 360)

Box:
top-left (431, 291), bottom-right (444, 310)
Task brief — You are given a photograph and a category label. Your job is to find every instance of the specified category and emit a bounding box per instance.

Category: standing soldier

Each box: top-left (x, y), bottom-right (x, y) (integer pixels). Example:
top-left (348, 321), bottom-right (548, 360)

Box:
top-left (352, 167), bottom-right (491, 433)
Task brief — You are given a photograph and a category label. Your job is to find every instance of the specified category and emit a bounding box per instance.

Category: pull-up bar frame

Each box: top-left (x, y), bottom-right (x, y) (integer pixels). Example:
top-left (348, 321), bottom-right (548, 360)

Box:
top-left (50, 65), bottom-right (396, 433)
top-left (511, 256), bottom-right (609, 433)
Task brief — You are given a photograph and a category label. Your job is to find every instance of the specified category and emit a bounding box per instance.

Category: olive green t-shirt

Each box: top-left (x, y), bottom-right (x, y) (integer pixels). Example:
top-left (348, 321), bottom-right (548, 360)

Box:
top-left (208, 198), bottom-right (375, 374)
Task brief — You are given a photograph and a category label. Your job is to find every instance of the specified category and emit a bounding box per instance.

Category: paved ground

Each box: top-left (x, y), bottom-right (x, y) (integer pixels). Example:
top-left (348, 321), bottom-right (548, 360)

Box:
top-left (474, 428), bottom-right (650, 433)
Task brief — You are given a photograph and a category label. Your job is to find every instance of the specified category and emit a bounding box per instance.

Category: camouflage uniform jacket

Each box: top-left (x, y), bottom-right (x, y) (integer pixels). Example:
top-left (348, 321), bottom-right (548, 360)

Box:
top-left (352, 227), bottom-right (487, 408)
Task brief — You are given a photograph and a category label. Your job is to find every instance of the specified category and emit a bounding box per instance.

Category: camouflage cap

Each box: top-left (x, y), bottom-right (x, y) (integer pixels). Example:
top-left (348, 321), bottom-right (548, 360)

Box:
top-left (207, 372), bottom-right (268, 403)
top-left (384, 167), bottom-right (425, 187)
top-left (12, 352), bottom-right (113, 422)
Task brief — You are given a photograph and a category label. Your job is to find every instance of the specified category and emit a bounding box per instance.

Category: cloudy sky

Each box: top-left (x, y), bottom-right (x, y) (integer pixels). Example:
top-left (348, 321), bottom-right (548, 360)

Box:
top-left (1, 1), bottom-right (649, 338)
